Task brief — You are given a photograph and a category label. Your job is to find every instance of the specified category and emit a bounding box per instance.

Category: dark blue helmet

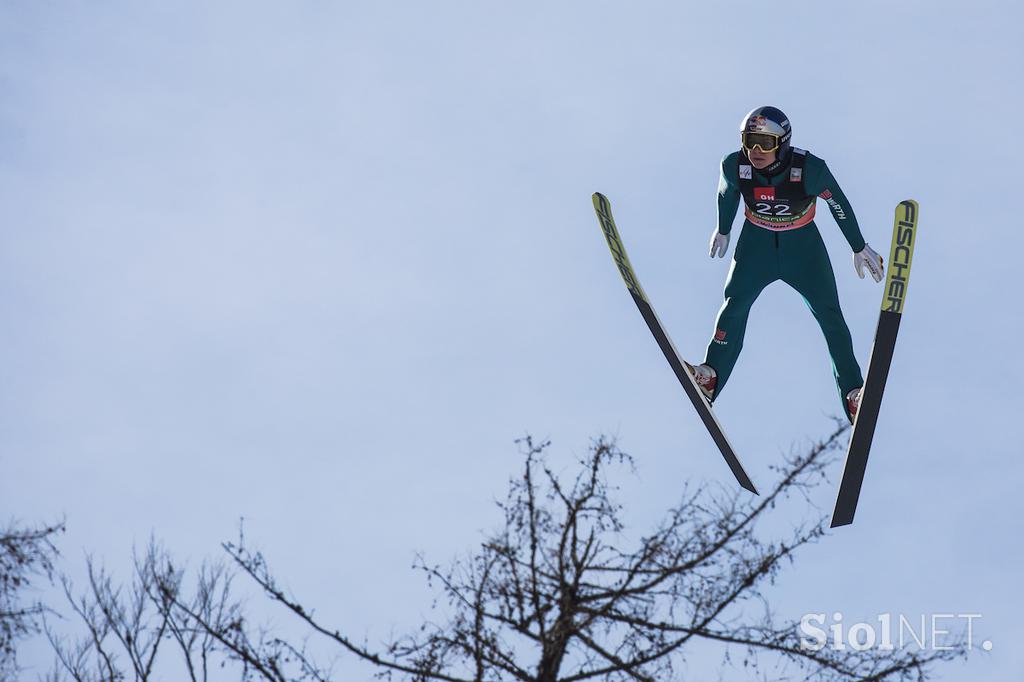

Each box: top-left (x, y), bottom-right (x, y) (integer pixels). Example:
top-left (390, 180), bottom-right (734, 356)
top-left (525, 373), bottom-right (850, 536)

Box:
top-left (739, 106), bottom-right (792, 160)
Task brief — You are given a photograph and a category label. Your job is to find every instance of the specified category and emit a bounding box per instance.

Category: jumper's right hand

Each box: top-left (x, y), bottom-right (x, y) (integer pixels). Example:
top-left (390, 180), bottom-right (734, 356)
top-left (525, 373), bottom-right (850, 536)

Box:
top-left (709, 229), bottom-right (730, 258)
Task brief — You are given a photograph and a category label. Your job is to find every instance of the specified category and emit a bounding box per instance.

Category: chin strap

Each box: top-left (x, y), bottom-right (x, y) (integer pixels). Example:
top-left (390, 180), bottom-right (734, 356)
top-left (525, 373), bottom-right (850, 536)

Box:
top-left (762, 151), bottom-right (790, 176)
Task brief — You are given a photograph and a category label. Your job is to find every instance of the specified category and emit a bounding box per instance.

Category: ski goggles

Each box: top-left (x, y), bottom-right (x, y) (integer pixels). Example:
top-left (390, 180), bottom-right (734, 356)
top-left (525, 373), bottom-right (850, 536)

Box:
top-left (741, 131), bottom-right (782, 153)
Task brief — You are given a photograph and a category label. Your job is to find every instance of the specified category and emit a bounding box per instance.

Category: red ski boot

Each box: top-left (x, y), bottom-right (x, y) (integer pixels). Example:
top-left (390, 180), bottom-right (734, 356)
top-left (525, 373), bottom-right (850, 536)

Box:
top-left (846, 387), bottom-right (863, 423)
top-left (684, 362), bottom-right (717, 401)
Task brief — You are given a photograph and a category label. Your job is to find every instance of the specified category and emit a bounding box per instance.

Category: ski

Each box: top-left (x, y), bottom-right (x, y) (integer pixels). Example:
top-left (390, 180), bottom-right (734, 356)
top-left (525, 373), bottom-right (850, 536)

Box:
top-left (592, 192), bottom-right (758, 494)
top-left (831, 199), bottom-right (919, 527)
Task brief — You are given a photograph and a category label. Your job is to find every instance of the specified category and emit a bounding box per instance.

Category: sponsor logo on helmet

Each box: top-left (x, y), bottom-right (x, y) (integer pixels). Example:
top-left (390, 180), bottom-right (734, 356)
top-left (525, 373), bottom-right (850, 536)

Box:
top-left (747, 115), bottom-right (767, 131)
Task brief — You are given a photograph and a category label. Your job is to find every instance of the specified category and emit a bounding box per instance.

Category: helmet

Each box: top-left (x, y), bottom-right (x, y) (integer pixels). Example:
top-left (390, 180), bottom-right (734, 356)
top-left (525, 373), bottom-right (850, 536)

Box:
top-left (739, 106), bottom-right (792, 160)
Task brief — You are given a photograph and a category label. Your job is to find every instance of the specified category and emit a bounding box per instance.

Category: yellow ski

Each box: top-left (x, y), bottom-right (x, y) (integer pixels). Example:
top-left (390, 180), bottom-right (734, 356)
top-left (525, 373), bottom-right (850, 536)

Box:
top-left (832, 200), bottom-right (919, 527)
top-left (593, 192), bottom-right (757, 494)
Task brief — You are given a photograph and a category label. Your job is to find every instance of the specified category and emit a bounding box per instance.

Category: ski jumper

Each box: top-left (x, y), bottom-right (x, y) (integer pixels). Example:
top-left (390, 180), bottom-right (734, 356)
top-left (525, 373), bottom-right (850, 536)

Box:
top-left (704, 148), bottom-right (865, 415)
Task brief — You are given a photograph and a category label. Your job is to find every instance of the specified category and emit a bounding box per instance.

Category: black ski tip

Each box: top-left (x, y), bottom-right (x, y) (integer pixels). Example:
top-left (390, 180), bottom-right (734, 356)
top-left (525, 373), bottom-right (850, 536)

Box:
top-left (830, 499), bottom-right (857, 527)
top-left (829, 515), bottom-right (853, 529)
top-left (735, 471), bottom-right (759, 495)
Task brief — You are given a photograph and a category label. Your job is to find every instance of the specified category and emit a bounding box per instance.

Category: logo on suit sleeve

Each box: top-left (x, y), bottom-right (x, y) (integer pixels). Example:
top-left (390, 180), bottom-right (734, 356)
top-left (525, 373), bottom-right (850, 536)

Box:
top-left (819, 189), bottom-right (847, 220)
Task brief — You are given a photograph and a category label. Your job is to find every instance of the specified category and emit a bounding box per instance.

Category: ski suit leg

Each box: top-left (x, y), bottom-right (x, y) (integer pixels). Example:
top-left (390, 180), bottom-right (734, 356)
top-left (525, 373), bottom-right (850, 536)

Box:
top-left (778, 225), bottom-right (864, 415)
top-left (703, 226), bottom-right (778, 398)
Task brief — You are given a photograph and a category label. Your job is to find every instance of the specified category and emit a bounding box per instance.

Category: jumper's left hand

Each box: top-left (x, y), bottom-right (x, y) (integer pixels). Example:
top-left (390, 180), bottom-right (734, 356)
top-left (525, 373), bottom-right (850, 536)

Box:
top-left (853, 244), bottom-right (884, 283)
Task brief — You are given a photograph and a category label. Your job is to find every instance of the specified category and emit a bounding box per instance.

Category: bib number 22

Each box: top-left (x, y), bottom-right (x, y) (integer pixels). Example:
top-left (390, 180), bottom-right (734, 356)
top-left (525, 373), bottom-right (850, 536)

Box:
top-left (755, 202), bottom-right (792, 216)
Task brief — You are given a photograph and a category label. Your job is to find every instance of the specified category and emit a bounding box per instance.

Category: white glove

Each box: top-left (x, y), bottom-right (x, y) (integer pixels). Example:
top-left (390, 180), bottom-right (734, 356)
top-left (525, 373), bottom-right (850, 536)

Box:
top-left (853, 243), bottom-right (884, 283)
top-left (709, 229), bottom-right (730, 258)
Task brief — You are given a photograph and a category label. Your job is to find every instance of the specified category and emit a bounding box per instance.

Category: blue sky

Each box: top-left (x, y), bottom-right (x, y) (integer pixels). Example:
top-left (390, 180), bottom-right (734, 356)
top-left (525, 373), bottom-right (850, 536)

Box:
top-left (2, 2), bottom-right (1021, 680)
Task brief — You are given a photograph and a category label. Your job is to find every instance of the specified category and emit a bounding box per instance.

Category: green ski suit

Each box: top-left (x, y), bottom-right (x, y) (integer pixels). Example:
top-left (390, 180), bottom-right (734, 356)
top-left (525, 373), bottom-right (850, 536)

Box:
top-left (704, 148), bottom-right (865, 415)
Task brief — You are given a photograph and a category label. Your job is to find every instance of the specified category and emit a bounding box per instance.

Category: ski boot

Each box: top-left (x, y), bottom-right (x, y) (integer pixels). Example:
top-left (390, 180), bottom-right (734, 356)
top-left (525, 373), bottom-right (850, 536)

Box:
top-left (846, 387), bottom-right (863, 423)
top-left (684, 362), bottom-right (717, 401)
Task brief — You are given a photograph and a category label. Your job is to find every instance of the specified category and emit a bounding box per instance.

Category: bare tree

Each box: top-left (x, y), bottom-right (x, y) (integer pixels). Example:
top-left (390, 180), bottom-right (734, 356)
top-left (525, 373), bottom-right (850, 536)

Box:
top-left (181, 423), bottom-right (967, 681)
top-left (47, 424), bottom-right (967, 681)
top-left (1, 519), bottom-right (64, 678)
top-left (44, 541), bottom-right (241, 682)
